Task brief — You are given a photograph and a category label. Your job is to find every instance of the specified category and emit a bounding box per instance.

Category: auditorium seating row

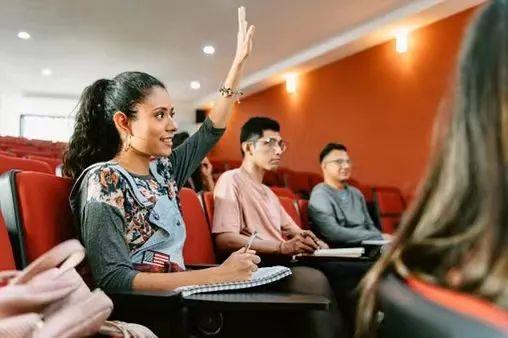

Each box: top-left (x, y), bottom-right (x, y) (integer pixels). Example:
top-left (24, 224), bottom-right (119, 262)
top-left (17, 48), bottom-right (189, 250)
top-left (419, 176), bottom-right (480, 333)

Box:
top-left (0, 135), bottom-right (65, 159)
top-left (0, 170), bottom-right (505, 337)
top-left (0, 146), bottom-right (407, 234)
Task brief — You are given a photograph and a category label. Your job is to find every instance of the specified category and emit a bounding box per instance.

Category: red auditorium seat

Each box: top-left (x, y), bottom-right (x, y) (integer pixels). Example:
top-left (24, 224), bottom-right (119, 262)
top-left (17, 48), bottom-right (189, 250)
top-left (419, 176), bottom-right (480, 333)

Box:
top-left (308, 173), bottom-right (323, 189)
top-left (0, 150), bottom-right (15, 157)
top-left (201, 191), bottom-right (215, 229)
top-left (210, 159), bottom-right (227, 173)
top-left (378, 275), bottom-right (508, 338)
top-left (373, 186), bottom-right (405, 234)
top-left (263, 167), bottom-right (291, 187)
top-left (270, 186), bottom-right (297, 200)
top-left (285, 171), bottom-right (313, 197)
top-left (26, 155), bottom-right (62, 173)
top-left (180, 188), bottom-right (216, 264)
top-left (263, 170), bottom-right (281, 186)
top-left (407, 277), bottom-right (508, 333)
top-left (0, 171), bottom-right (74, 267)
top-left (278, 196), bottom-right (302, 228)
top-left (0, 154), bottom-right (53, 175)
top-left (210, 159), bottom-right (227, 182)
top-left (0, 213), bottom-right (16, 270)
top-left (296, 199), bottom-right (310, 230)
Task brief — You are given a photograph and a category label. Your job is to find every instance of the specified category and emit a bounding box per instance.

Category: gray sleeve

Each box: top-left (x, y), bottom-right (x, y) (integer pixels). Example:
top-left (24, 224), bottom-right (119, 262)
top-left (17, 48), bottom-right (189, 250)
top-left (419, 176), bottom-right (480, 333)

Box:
top-left (309, 190), bottom-right (382, 245)
top-left (81, 201), bottom-right (138, 291)
top-left (170, 117), bottom-right (225, 188)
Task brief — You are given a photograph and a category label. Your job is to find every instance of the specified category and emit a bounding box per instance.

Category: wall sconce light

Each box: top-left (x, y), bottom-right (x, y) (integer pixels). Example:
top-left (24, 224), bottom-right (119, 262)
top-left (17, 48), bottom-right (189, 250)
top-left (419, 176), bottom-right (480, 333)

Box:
top-left (285, 73), bottom-right (298, 94)
top-left (395, 29), bottom-right (409, 54)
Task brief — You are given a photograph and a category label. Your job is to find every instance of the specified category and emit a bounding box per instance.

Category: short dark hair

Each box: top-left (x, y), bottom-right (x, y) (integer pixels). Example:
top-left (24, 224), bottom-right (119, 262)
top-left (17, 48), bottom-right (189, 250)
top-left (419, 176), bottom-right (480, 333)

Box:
top-left (240, 117), bottom-right (280, 155)
top-left (319, 143), bottom-right (347, 163)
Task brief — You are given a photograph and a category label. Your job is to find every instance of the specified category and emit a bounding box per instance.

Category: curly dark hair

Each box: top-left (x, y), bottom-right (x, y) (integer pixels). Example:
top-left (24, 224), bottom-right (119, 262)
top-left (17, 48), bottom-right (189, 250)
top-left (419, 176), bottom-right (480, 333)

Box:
top-left (63, 71), bottom-right (165, 179)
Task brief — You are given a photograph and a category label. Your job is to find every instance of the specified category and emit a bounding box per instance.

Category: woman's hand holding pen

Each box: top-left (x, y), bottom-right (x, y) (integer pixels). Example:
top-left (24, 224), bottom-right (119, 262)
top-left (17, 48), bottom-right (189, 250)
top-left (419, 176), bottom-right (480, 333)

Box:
top-left (214, 248), bottom-right (261, 282)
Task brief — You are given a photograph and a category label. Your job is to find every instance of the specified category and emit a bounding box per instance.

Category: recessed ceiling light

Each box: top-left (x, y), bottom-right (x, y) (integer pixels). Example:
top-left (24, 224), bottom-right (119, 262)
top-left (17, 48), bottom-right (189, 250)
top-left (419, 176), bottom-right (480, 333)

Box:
top-left (17, 31), bottom-right (31, 40)
top-left (190, 81), bottom-right (201, 90)
top-left (41, 68), bottom-right (52, 76)
top-left (203, 45), bottom-right (215, 55)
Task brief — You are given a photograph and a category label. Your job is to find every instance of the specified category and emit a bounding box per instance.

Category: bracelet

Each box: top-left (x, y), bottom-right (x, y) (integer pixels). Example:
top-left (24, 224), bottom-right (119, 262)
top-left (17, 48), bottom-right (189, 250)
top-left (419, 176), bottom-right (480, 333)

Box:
top-left (219, 87), bottom-right (244, 100)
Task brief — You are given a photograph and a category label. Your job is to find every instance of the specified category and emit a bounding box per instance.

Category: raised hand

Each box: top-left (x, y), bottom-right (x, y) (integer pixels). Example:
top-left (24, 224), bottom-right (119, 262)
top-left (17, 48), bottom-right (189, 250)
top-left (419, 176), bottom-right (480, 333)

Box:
top-left (234, 6), bottom-right (255, 66)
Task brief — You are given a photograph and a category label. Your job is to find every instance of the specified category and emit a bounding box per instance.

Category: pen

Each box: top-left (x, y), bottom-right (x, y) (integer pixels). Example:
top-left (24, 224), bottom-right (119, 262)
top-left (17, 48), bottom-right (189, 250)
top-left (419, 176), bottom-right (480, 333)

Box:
top-left (244, 230), bottom-right (258, 253)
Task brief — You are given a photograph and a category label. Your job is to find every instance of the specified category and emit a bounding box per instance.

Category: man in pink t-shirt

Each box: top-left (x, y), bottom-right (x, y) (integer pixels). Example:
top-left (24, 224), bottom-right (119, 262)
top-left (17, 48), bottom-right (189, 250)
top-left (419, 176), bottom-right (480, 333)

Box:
top-left (212, 118), bottom-right (375, 337)
top-left (212, 117), bottom-right (328, 256)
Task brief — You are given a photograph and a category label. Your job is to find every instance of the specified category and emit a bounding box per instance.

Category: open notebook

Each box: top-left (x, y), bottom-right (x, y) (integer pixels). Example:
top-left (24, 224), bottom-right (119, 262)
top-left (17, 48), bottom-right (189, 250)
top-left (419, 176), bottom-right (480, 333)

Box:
top-left (175, 266), bottom-right (292, 297)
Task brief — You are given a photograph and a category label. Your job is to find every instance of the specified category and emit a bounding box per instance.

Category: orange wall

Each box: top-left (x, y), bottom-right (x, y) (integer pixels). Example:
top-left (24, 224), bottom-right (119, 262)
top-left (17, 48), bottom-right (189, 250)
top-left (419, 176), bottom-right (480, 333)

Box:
top-left (210, 8), bottom-right (478, 194)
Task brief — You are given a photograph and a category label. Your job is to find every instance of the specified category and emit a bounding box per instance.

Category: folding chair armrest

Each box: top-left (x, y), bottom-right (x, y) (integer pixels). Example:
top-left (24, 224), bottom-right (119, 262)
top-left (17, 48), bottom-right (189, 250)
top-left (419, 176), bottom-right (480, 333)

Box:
top-left (106, 289), bottom-right (184, 337)
top-left (106, 289), bottom-right (181, 310)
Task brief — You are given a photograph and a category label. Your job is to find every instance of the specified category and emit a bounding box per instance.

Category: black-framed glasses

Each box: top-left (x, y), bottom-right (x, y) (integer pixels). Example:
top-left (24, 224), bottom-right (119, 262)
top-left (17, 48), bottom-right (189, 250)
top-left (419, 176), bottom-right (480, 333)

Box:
top-left (325, 158), bottom-right (352, 166)
top-left (252, 137), bottom-right (288, 152)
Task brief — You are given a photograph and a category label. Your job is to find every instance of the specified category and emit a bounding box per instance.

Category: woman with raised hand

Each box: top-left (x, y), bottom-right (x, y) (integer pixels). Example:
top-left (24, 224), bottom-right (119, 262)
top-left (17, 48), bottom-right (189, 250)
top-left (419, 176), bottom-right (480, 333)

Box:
top-left (356, 1), bottom-right (508, 337)
top-left (65, 7), bottom-right (259, 292)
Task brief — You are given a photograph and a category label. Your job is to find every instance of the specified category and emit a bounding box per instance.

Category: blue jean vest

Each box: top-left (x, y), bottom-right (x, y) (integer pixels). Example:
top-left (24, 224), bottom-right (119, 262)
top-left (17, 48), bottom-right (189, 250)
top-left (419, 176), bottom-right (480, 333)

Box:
top-left (71, 161), bottom-right (187, 270)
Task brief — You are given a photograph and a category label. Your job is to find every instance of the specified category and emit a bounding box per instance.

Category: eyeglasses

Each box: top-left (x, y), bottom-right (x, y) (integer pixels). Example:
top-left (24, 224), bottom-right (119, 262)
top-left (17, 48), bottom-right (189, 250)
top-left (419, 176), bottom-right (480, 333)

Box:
top-left (252, 137), bottom-right (288, 152)
top-left (325, 159), bottom-right (352, 166)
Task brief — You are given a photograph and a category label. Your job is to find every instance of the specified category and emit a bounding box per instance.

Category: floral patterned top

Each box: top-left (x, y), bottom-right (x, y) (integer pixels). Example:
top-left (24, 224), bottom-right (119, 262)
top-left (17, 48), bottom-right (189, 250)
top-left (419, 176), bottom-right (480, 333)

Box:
top-left (85, 157), bottom-right (179, 253)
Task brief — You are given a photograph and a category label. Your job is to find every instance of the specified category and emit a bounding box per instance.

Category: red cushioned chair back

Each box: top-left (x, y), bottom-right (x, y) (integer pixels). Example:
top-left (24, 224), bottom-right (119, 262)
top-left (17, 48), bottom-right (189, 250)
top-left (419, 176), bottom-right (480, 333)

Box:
top-left (0, 154), bottom-right (53, 175)
top-left (286, 171), bottom-right (312, 196)
top-left (180, 188), bottom-right (216, 264)
top-left (348, 179), bottom-right (373, 202)
top-left (407, 277), bottom-right (508, 333)
top-left (373, 187), bottom-right (405, 234)
top-left (15, 172), bottom-right (75, 263)
top-left (210, 159), bottom-right (227, 174)
top-left (270, 186), bottom-right (297, 200)
top-left (0, 150), bottom-right (15, 157)
top-left (0, 213), bottom-right (16, 270)
top-left (296, 199), bottom-right (310, 230)
top-left (263, 170), bottom-right (281, 186)
top-left (308, 173), bottom-right (323, 189)
top-left (26, 155), bottom-right (62, 173)
top-left (201, 191), bottom-right (215, 229)
top-left (378, 275), bottom-right (507, 338)
top-left (278, 196), bottom-right (301, 228)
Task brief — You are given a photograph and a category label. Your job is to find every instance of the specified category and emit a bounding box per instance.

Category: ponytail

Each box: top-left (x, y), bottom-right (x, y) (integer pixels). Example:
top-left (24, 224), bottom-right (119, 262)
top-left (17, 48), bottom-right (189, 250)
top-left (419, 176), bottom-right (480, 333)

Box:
top-left (63, 79), bottom-right (119, 179)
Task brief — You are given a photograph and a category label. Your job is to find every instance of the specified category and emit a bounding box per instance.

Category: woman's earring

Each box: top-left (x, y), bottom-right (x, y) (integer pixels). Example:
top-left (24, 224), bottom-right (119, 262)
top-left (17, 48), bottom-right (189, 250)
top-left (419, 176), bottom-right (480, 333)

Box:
top-left (123, 134), bottom-right (131, 152)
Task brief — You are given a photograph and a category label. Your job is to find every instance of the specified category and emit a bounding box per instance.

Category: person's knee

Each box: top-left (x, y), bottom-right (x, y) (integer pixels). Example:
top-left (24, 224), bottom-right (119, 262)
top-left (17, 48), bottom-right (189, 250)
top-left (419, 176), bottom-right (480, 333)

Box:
top-left (291, 267), bottom-right (334, 297)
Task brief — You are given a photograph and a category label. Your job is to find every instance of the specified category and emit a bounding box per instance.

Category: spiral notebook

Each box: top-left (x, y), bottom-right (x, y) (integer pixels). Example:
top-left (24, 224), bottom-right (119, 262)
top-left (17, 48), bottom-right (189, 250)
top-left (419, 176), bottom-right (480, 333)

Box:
top-left (175, 266), bottom-right (292, 297)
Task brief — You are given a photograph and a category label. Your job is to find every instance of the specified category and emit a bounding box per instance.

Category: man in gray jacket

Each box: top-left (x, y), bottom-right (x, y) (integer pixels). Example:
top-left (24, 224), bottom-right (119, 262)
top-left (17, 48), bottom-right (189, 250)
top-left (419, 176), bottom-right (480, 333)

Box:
top-left (309, 143), bottom-right (383, 246)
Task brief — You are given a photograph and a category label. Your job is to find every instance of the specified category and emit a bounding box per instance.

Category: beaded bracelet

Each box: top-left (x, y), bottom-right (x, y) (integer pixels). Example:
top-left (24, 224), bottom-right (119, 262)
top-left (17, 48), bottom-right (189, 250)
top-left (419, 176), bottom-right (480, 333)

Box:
top-left (219, 87), bottom-right (244, 101)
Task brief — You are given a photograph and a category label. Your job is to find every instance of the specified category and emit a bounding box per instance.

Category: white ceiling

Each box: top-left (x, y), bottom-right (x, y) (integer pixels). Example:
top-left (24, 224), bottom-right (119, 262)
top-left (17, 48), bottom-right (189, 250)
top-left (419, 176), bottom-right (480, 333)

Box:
top-left (0, 0), bottom-right (485, 110)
